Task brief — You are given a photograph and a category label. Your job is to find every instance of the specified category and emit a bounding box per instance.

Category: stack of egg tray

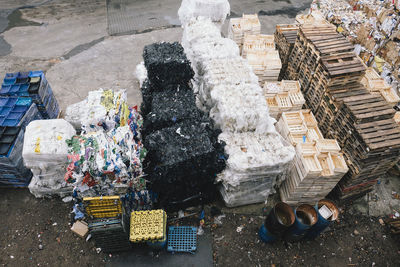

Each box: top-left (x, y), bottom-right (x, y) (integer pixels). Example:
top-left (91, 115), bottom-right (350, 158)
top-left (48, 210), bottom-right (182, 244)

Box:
top-left (88, 218), bottom-right (130, 252)
top-left (1, 71), bottom-right (59, 119)
top-left (0, 126), bottom-right (32, 187)
top-left (83, 196), bottom-right (123, 219)
top-left (167, 226), bottom-right (197, 253)
top-left (130, 209), bottom-right (167, 243)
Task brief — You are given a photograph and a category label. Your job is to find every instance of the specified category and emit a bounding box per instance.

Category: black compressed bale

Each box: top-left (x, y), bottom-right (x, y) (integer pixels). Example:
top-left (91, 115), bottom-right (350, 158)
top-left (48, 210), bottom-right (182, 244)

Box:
top-left (142, 88), bottom-right (200, 137)
top-left (143, 120), bottom-right (226, 210)
top-left (140, 79), bottom-right (152, 116)
top-left (143, 42), bottom-right (194, 88)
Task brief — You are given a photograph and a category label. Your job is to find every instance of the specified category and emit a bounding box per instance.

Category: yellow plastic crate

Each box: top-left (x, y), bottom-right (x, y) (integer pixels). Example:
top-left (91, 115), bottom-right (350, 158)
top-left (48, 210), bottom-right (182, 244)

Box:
top-left (83, 196), bottom-right (122, 218)
top-left (130, 210), bottom-right (166, 243)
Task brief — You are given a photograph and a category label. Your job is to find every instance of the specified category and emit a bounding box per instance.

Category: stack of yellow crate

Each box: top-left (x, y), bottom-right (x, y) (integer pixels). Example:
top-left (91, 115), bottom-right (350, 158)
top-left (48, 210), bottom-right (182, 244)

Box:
top-left (228, 14), bottom-right (261, 52)
top-left (130, 209), bottom-right (167, 246)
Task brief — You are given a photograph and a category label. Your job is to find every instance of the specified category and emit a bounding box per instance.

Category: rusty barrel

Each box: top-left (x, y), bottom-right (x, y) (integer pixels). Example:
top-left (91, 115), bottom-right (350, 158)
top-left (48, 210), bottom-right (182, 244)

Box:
top-left (305, 199), bottom-right (339, 240)
top-left (265, 202), bottom-right (295, 236)
top-left (284, 204), bottom-right (318, 242)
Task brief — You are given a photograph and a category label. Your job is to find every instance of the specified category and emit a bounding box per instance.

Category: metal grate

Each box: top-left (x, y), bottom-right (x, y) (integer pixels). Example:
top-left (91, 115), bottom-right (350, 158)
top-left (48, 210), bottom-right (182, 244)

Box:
top-left (106, 0), bottom-right (181, 36)
top-left (167, 226), bottom-right (197, 253)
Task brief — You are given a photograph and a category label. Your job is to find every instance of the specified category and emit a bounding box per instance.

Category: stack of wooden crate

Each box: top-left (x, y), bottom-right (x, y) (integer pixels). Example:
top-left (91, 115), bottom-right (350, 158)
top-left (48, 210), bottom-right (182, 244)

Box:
top-left (274, 24), bottom-right (299, 80)
top-left (283, 24), bottom-right (400, 200)
top-left (361, 67), bottom-right (400, 104)
top-left (276, 110), bottom-right (348, 204)
top-left (228, 14), bottom-right (261, 52)
top-left (242, 34), bottom-right (275, 58)
top-left (264, 80), bottom-right (305, 119)
top-left (246, 50), bottom-right (282, 82)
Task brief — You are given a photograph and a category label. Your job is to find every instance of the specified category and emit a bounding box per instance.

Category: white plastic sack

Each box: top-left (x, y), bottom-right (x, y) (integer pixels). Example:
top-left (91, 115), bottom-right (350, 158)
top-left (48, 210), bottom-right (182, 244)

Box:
top-left (135, 61), bottom-right (148, 87)
top-left (178, 0), bottom-right (230, 26)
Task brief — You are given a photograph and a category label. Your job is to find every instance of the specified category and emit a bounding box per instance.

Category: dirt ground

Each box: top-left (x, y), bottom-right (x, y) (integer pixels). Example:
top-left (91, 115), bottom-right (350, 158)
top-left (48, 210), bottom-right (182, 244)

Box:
top-left (1, 188), bottom-right (400, 267)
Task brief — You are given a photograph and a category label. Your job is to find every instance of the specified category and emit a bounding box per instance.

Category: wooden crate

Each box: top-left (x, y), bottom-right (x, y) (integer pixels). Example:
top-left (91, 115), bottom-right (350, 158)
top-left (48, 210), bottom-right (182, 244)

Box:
top-left (380, 87), bottom-right (400, 104)
top-left (242, 34), bottom-right (275, 57)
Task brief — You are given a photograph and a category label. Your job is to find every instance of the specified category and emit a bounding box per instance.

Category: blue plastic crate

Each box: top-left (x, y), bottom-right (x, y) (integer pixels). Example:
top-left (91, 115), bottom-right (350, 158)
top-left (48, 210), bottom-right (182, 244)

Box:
top-left (167, 226), bottom-right (197, 253)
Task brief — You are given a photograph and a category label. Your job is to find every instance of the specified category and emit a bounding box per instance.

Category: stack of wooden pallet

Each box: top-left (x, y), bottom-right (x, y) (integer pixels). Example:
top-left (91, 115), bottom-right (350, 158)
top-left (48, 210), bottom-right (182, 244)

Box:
top-left (228, 14), bottom-right (261, 52)
top-left (246, 50), bottom-right (282, 82)
top-left (276, 110), bottom-right (348, 204)
top-left (242, 34), bottom-right (275, 58)
top-left (361, 67), bottom-right (400, 104)
top-left (274, 24), bottom-right (299, 80)
top-left (264, 80), bottom-right (305, 119)
top-left (283, 24), bottom-right (400, 200)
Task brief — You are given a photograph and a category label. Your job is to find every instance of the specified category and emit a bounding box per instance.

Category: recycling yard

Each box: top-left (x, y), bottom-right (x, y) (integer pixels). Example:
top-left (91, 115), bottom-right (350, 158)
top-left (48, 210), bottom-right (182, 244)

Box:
top-left (1, 1), bottom-right (400, 266)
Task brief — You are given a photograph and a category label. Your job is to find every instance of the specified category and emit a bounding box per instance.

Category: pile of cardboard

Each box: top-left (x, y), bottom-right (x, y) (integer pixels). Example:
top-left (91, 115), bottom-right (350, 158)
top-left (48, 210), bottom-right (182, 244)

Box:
top-left (277, 110), bottom-right (348, 204)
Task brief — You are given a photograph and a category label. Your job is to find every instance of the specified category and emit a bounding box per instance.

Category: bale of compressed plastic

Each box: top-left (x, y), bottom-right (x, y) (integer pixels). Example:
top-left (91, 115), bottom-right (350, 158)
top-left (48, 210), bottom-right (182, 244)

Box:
top-left (142, 88), bottom-right (200, 136)
top-left (143, 120), bottom-right (225, 208)
top-left (143, 42), bottom-right (194, 88)
top-left (140, 79), bottom-right (153, 116)
top-left (178, 0), bottom-right (230, 26)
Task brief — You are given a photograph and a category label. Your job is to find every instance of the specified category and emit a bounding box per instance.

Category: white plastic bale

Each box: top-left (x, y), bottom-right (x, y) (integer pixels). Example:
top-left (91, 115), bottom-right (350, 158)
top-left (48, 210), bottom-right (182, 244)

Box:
top-left (178, 0), bottom-right (230, 26)
top-left (23, 119), bottom-right (76, 166)
top-left (135, 61), bottom-right (148, 87)
top-left (217, 131), bottom-right (295, 185)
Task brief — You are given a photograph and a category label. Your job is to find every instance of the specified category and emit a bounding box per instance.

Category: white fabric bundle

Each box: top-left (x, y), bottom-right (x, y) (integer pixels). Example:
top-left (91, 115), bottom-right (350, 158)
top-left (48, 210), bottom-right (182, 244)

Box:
top-left (178, 0), bottom-right (230, 26)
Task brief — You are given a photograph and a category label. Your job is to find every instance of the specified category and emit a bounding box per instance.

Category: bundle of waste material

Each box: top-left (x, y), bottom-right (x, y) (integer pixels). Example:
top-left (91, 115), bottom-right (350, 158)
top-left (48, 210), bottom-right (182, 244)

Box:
top-left (143, 42), bottom-right (194, 88)
top-left (142, 88), bottom-right (201, 137)
top-left (217, 132), bottom-right (295, 207)
top-left (64, 95), bottom-right (146, 197)
top-left (144, 120), bottom-right (225, 209)
top-left (65, 89), bottom-right (132, 133)
top-left (23, 119), bottom-right (76, 197)
top-left (139, 42), bottom-right (226, 209)
top-left (178, 0), bottom-right (230, 27)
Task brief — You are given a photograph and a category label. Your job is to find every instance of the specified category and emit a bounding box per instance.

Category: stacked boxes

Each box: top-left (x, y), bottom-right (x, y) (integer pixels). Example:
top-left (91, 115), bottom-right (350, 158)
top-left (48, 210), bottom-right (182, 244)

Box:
top-left (277, 110), bottom-right (348, 204)
top-left (284, 24), bottom-right (400, 200)
top-left (1, 71), bottom-right (59, 119)
top-left (84, 196), bottom-right (130, 252)
top-left (246, 50), bottom-right (282, 82)
top-left (228, 14), bottom-right (261, 52)
top-left (361, 67), bottom-right (400, 104)
top-left (264, 80), bottom-right (305, 119)
top-left (241, 34), bottom-right (275, 58)
top-left (141, 42), bottom-right (225, 210)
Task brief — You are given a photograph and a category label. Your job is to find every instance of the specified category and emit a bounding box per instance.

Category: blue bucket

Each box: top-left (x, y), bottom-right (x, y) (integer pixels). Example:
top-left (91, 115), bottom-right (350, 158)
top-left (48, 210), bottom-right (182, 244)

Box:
top-left (258, 224), bottom-right (278, 243)
top-left (284, 204), bottom-right (318, 242)
top-left (305, 199), bottom-right (338, 240)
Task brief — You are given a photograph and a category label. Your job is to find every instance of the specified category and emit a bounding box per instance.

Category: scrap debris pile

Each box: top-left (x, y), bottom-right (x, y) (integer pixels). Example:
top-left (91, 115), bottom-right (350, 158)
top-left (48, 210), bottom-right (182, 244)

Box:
top-left (311, 0), bottom-right (400, 94)
top-left (279, 23), bottom-right (400, 200)
top-left (139, 42), bottom-right (226, 210)
top-left (180, 6), bottom-right (295, 207)
top-left (0, 71), bottom-right (58, 187)
top-left (64, 89), bottom-right (146, 197)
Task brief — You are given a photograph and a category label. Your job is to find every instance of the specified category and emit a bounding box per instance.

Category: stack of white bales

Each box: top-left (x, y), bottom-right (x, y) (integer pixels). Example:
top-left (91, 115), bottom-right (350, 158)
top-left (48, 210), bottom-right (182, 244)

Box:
top-left (23, 119), bottom-right (76, 198)
top-left (179, 7), bottom-right (295, 207)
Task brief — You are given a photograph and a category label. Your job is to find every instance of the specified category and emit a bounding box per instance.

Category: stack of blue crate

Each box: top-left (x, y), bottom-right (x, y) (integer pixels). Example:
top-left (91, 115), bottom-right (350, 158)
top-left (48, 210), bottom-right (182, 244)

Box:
top-left (0, 70), bottom-right (59, 187)
top-left (1, 71), bottom-right (60, 119)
